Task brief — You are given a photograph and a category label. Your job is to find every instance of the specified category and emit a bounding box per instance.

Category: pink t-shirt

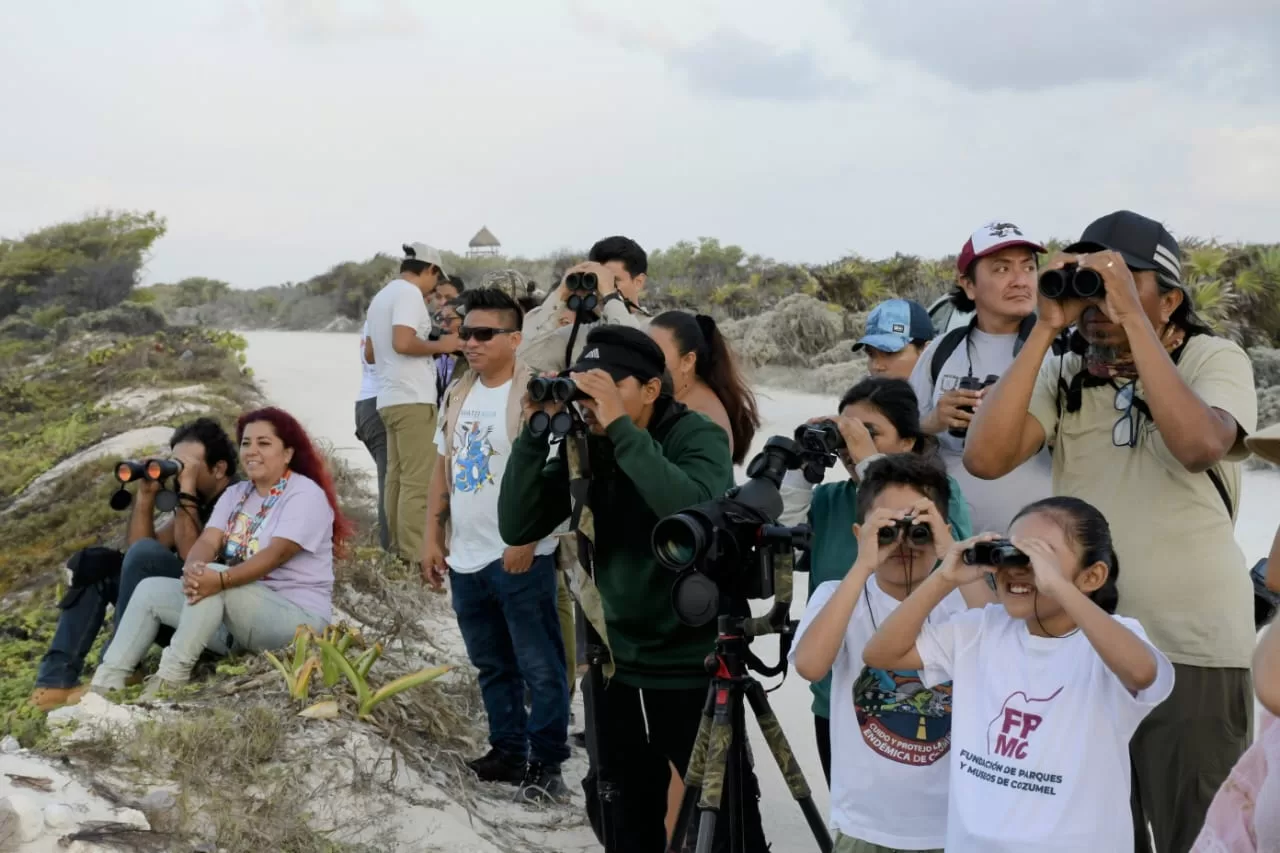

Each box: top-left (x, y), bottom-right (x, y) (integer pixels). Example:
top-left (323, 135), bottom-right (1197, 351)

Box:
top-left (1192, 709), bottom-right (1280, 852)
top-left (207, 472), bottom-right (334, 621)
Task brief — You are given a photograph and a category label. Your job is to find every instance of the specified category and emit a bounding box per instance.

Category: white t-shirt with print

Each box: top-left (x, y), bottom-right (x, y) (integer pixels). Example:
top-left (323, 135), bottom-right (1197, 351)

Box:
top-left (433, 379), bottom-right (557, 572)
top-left (916, 604), bottom-right (1175, 853)
top-left (790, 577), bottom-right (968, 850)
top-left (366, 279), bottom-right (437, 409)
top-left (909, 328), bottom-right (1052, 535)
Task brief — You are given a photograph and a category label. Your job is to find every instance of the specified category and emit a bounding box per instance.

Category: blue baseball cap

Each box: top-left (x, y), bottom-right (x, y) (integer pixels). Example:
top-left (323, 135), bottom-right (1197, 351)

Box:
top-left (851, 299), bottom-right (934, 354)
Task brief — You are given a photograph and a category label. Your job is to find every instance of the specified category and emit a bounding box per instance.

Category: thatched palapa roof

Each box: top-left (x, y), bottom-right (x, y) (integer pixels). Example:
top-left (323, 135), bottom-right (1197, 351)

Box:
top-left (468, 226), bottom-right (500, 248)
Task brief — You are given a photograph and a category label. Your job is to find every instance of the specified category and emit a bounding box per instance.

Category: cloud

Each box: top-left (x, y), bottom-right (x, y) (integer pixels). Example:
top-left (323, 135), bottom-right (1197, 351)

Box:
top-left (835, 0), bottom-right (1280, 98)
top-left (219, 0), bottom-right (425, 44)
top-left (665, 28), bottom-right (862, 102)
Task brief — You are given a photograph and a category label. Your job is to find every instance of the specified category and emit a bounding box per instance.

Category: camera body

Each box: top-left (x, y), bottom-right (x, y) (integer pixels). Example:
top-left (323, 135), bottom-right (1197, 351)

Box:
top-left (793, 420), bottom-right (842, 484)
top-left (949, 374), bottom-right (999, 439)
top-left (962, 539), bottom-right (1030, 568)
top-left (1039, 264), bottom-right (1104, 301)
top-left (564, 271), bottom-right (600, 313)
top-left (877, 516), bottom-right (932, 547)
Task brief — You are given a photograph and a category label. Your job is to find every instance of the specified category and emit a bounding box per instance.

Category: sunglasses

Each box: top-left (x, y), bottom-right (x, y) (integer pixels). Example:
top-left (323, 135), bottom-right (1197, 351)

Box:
top-left (459, 326), bottom-right (517, 343)
top-left (1112, 383), bottom-right (1139, 448)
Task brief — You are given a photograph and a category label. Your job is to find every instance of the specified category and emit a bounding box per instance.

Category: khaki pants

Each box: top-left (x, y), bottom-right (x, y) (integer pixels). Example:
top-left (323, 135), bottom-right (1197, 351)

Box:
top-left (378, 402), bottom-right (438, 564)
top-left (832, 833), bottom-right (941, 853)
top-left (556, 567), bottom-right (576, 698)
top-left (1130, 663), bottom-right (1252, 853)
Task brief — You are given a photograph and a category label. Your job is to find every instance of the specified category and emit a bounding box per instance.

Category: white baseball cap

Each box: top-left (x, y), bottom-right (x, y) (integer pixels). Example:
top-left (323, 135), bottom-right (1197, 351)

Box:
top-left (402, 242), bottom-right (450, 277)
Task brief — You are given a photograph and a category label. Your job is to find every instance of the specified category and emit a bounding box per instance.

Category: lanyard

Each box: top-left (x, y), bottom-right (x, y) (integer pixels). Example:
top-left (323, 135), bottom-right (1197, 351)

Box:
top-left (223, 471), bottom-right (291, 563)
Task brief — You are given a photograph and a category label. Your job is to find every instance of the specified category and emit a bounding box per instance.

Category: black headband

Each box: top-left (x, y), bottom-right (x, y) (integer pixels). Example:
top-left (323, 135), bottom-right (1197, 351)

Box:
top-left (568, 341), bottom-right (664, 383)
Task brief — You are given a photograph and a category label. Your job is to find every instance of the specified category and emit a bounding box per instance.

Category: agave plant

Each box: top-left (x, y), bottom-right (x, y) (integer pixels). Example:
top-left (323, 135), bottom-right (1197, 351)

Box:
top-left (316, 637), bottom-right (451, 720)
top-left (316, 623), bottom-right (365, 688)
top-left (263, 625), bottom-right (320, 701)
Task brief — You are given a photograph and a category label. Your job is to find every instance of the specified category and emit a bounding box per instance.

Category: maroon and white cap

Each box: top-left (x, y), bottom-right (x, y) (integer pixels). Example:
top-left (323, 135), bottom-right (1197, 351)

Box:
top-left (956, 221), bottom-right (1045, 273)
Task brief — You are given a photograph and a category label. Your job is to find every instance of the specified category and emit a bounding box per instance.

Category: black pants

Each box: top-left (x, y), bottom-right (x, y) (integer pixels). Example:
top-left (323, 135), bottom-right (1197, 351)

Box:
top-left (814, 714), bottom-right (832, 788)
top-left (585, 677), bottom-right (768, 853)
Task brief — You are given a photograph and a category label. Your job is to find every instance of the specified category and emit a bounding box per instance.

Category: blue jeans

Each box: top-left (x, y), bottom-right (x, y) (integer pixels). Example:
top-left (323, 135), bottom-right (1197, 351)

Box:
top-left (450, 554), bottom-right (569, 766)
top-left (35, 539), bottom-right (183, 689)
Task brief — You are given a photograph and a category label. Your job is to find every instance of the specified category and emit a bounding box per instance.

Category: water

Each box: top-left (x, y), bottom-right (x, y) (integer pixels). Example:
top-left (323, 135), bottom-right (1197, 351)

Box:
top-left (243, 329), bottom-right (1280, 851)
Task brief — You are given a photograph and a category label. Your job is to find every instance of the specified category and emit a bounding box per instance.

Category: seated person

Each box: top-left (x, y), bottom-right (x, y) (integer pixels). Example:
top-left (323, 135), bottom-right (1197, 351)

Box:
top-left (29, 418), bottom-right (237, 711)
top-left (778, 376), bottom-right (976, 783)
top-left (91, 407), bottom-right (351, 699)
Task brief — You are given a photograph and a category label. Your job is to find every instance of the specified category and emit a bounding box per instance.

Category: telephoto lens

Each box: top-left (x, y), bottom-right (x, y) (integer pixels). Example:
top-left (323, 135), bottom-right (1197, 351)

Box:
top-left (962, 539), bottom-right (1030, 568)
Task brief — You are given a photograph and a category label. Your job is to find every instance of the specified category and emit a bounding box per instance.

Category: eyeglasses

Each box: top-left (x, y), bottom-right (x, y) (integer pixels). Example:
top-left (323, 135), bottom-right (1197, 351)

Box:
top-left (459, 326), bottom-right (516, 343)
top-left (1112, 383), bottom-right (1139, 448)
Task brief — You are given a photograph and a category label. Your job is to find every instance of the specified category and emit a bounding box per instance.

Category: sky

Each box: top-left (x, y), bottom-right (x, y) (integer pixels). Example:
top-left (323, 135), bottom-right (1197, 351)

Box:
top-left (1, 0), bottom-right (1278, 289)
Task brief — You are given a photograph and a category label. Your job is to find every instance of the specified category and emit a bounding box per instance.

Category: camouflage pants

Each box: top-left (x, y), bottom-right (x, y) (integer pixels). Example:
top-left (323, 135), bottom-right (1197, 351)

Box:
top-left (832, 832), bottom-right (942, 853)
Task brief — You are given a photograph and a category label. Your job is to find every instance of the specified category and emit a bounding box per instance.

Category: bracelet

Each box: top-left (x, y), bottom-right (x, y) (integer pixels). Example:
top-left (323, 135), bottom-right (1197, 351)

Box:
top-left (219, 571), bottom-right (228, 591)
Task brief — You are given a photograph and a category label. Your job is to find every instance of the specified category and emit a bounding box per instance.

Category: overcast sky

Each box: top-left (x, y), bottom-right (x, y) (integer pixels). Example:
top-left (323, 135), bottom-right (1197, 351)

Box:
top-left (2, 0), bottom-right (1277, 288)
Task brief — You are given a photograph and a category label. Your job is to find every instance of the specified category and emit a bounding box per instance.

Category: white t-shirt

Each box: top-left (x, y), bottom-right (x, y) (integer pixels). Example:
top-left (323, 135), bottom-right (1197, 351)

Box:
top-left (916, 605), bottom-right (1175, 853)
top-left (790, 578), bottom-right (967, 850)
top-left (366, 279), bottom-right (437, 409)
top-left (356, 319), bottom-right (379, 402)
top-left (909, 328), bottom-right (1052, 535)
top-left (433, 379), bottom-right (557, 572)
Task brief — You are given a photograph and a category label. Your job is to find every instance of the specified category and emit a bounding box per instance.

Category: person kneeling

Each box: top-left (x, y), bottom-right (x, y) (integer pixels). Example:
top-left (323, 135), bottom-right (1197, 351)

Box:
top-left (791, 454), bottom-right (992, 853)
top-left (91, 408), bottom-right (350, 699)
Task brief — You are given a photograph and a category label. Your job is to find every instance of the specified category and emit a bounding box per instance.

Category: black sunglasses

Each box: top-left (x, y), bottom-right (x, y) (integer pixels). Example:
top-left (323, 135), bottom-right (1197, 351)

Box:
top-left (459, 326), bottom-right (517, 342)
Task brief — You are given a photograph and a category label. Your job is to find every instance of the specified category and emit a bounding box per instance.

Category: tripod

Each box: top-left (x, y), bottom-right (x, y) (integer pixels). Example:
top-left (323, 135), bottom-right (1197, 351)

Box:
top-left (669, 614), bottom-right (833, 853)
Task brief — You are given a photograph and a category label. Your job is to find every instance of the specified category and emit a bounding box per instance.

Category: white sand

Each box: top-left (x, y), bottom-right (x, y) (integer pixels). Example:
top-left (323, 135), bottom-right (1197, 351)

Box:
top-left (241, 330), bottom-right (1280, 852)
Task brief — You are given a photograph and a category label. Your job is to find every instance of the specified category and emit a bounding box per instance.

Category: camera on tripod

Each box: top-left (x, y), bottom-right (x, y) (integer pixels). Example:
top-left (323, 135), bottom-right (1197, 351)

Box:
top-left (526, 375), bottom-right (590, 439)
top-left (652, 436), bottom-right (812, 627)
top-left (792, 420), bottom-right (843, 484)
top-left (110, 458), bottom-right (184, 512)
top-left (1039, 263), bottom-right (1104, 300)
top-left (564, 271), bottom-right (599, 313)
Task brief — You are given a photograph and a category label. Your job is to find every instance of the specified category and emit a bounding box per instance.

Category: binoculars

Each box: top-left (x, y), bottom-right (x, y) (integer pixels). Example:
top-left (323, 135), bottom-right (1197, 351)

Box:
top-left (950, 374), bottom-right (999, 439)
top-left (878, 517), bottom-right (933, 547)
top-left (564, 271), bottom-right (599, 313)
top-left (962, 539), bottom-right (1030, 568)
top-left (115, 458), bottom-right (183, 484)
top-left (1038, 264), bottom-right (1104, 301)
top-left (527, 376), bottom-right (589, 404)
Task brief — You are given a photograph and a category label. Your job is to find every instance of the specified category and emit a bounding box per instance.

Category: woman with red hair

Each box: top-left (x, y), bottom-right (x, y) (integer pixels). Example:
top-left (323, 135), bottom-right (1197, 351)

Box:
top-left (92, 407), bottom-right (352, 698)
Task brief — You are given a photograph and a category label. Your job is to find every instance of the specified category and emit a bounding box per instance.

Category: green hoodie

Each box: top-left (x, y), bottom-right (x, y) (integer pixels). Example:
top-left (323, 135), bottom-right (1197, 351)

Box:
top-left (498, 400), bottom-right (734, 689)
top-left (805, 473), bottom-right (972, 718)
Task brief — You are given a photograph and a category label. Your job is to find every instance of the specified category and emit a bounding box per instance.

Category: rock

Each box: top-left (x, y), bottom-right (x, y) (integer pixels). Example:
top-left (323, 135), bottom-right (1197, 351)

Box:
top-left (114, 807), bottom-right (150, 830)
top-left (0, 736), bottom-right (19, 754)
top-left (53, 305), bottom-right (169, 343)
top-left (180, 349), bottom-right (194, 361)
top-left (136, 789), bottom-right (177, 813)
top-left (0, 793), bottom-right (43, 842)
top-left (0, 800), bottom-right (18, 853)
top-left (43, 801), bottom-right (76, 829)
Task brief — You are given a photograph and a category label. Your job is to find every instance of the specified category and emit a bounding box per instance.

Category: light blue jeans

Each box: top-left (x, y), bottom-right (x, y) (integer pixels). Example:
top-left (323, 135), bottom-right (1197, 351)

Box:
top-left (91, 563), bottom-right (328, 690)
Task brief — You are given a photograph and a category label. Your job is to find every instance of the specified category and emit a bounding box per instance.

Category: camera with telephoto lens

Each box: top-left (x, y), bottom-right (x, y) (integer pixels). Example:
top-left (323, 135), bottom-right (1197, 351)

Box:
top-left (949, 374), bottom-right (999, 439)
top-left (1039, 264), bottom-right (1104, 301)
top-left (877, 517), bottom-right (932, 547)
top-left (963, 539), bottom-right (1030, 568)
top-left (564, 271), bottom-right (600, 313)
top-left (792, 420), bottom-right (843, 484)
top-left (652, 436), bottom-right (812, 626)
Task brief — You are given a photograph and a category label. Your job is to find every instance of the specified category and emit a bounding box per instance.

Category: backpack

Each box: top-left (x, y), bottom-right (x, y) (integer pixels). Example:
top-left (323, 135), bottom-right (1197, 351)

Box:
top-left (929, 313), bottom-right (1039, 386)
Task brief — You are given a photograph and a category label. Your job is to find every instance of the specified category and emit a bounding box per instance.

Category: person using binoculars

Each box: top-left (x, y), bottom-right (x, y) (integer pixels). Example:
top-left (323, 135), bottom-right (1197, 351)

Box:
top-left (778, 377), bottom-right (977, 787)
top-left (864, 496), bottom-right (1173, 853)
top-left (29, 418), bottom-right (238, 711)
top-left (419, 287), bottom-right (570, 805)
top-left (909, 221), bottom-right (1051, 536)
top-left (518, 236), bottom-right (650, 375)
top-left (962, 210), bottom-right (1258, 853)
top-left (498, 324), bottom-right (768, 852)
top-left (791, 454), bottom-right (990, 853)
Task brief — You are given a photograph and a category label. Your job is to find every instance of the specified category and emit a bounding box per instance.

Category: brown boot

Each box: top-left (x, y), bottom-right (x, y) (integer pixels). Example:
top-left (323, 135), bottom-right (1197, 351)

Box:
top-left (28, 685), bottom-right (89, 712)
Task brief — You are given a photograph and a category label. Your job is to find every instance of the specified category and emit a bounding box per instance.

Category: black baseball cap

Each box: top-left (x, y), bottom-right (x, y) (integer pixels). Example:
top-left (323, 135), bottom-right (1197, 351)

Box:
top-left (568, 326), bottom-right (666, 383)
top-left (1065, 211), bottom-right (1182, 282)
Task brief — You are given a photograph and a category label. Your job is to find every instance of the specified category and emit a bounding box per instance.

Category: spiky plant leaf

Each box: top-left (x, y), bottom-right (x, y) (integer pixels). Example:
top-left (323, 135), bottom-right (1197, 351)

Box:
top-left (359, 665), bottom-right (452, 719)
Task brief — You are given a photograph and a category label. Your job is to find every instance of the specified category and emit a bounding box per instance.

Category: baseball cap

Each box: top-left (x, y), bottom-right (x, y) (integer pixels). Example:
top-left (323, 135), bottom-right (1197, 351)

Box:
top-left (956, 221), bottom-right (1046, 274)
top-left (1064, 211), bottom-right (1181, 282)
top-left (852, 299), bottom-right (934, 353)
top-left (479, 269), bottom-right (528, 302)
top-left (402, 242), bottom-right (450, 277)
top-left (568, 326), bottom-right (666, 383)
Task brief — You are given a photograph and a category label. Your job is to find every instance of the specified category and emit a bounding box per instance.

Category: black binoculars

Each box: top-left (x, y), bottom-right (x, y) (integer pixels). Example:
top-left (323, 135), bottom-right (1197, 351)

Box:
top-left (564, 271), bottom-right (599, 313)
top-left (527, 376), bottom-right (590, 404)
top-left (115, 458), bottom-right (183, 484)
top-left (1038, 264), bottom-right (1104, 300)
top-left (878, 517), bottom-right (933, 547)
top-left (962, 539), bottom-right (1030, 568)
top-left (949, 374), bottom-right (999, 439)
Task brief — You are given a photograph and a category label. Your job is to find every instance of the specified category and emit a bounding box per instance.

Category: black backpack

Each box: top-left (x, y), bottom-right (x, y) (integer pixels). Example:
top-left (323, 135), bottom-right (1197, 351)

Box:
top-left (929, 313), bottom-right (1039, 386)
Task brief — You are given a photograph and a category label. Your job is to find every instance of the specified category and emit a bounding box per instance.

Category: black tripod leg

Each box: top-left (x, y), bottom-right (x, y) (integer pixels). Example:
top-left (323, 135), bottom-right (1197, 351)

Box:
top-left (582, 639), bottom-right (622, 851)
top-left (743, 679), bottom-right (833, 853)
top-left (669, 685), bottom-right (715, 853)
